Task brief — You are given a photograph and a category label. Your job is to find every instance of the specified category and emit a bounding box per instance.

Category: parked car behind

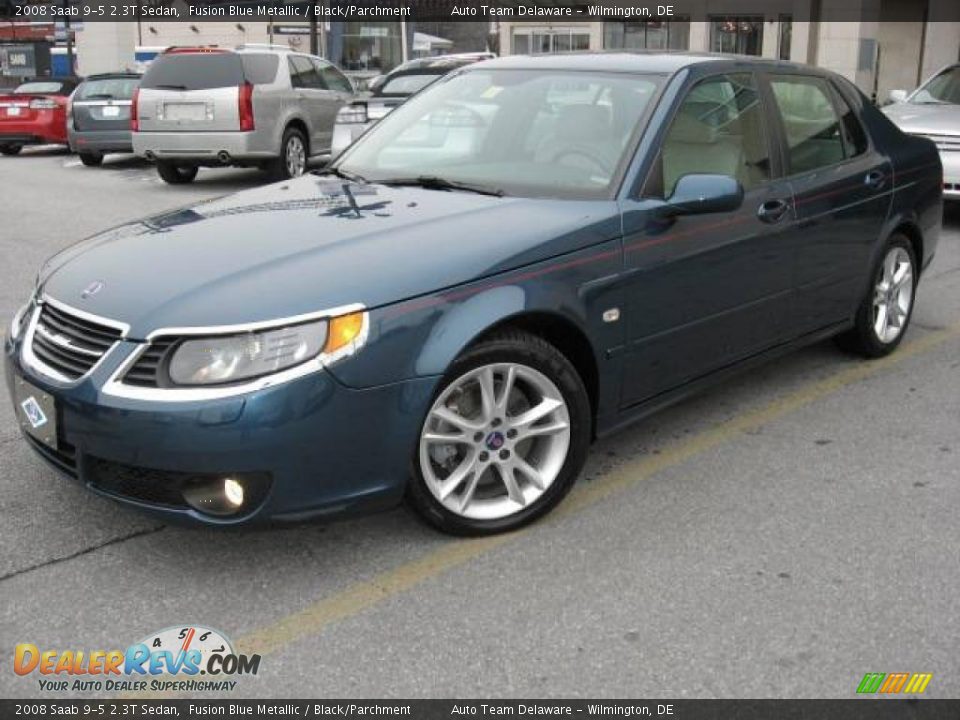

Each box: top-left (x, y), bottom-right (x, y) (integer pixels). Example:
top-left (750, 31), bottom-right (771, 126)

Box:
top-left (0, 77), bottom-right (81, 155)
top-left (332, 52), bottom-right (494, 156)
top-left (132, 45), bottom-right (355, 184)
top-left (883, 63), bottom-right (960, 200)
top-left (68, 72), bottom-right (142, 166)
top-left (6, 54), bottom-right (942, 535)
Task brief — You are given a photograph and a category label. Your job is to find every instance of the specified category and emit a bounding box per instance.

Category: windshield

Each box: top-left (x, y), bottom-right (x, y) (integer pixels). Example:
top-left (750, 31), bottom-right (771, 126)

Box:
top-left (378, 73), bottom-right (442, 96)
top-left (76, 77), bottom-right (139, 100)
top-left (336, 69), bottom-right (662, 199)
top-left (912, 66), bottom-right (960, 105)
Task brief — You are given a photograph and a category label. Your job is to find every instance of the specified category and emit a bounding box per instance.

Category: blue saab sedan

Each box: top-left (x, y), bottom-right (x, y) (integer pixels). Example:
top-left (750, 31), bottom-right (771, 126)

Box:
top-left (5, 53), bottom-right (942, 535)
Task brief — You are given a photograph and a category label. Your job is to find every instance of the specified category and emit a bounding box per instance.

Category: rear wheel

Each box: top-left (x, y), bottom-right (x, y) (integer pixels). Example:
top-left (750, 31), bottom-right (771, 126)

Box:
top-left (79, 152), bottom-right (103, 167)
top-left (836, 234), bottom-right (917, 357)
top-left (407, 330), bottom-right (591, 536)
top-left (268, 127), bottom-right (308, 181)
top-left (156, 161), bottom-right (198, 184)
top-left (0, 144), bottom-right (22, 156)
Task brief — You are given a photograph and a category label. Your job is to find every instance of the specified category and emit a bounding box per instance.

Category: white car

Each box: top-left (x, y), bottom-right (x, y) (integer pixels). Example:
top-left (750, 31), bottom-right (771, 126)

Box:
top-left (883, 63), bottom-right (960, 199)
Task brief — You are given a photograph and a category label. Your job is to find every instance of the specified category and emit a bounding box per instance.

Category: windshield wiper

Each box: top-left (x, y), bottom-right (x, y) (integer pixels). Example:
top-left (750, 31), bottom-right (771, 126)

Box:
top-left (84, 93), bottom-right (115, 100)
top-left (323, 166), bottom-right (368, 183)
top-left (154, 84), bottom-right (187, 91)
top-left (379, 175), bottom-right (505, 197)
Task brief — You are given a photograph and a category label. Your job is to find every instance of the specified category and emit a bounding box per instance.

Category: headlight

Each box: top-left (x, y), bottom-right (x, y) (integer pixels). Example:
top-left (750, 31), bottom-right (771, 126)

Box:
top-left (9, 301), bottom-right (32, 341)
top-left (167, 310), bottom-right (367, 386)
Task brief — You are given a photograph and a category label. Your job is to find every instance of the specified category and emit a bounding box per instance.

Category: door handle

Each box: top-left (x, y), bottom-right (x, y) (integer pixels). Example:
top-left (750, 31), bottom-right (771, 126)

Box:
top-left (757, 198), bottom-right (790, 224)
top-left (865, 170), bottom-right (887, 190)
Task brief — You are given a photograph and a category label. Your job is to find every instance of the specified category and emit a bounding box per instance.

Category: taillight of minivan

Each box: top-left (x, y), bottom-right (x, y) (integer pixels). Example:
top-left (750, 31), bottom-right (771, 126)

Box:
top-left (131, 88), bottom-right (139, 131)
top-left (239, 82), bottom-right (254, 132)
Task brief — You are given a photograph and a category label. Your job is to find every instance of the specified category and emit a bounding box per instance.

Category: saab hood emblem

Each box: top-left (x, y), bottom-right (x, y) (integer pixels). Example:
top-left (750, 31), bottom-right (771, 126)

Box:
top-left (81, 281), bottom-right (104, 299)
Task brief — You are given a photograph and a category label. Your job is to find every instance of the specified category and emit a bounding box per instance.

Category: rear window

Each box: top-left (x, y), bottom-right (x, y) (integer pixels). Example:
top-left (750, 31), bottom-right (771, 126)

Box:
top-left (141, 53), bottom-right (244, 91)
top-left (75, 77), bottom-right (139, 100)
top-left (15, 81), bottom-right (68, 95)
top-left (241, 54), bottom-right (279, 85)
top-left (378, 73), bottom-right (441, 96)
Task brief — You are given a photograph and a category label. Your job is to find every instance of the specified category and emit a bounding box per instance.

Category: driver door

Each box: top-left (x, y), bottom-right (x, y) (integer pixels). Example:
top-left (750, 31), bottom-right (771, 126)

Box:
top-left (618, 72), bottom-right (797, 407)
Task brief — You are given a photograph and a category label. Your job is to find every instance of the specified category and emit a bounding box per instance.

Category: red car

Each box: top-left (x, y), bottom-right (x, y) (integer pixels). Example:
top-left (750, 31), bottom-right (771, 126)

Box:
top-left (0, 77), bottom-right (81, 155)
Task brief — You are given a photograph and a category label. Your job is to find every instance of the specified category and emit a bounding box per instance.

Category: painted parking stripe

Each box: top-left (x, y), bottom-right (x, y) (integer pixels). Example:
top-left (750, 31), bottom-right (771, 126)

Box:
top-left (231, 322), bottom-right (960, 659)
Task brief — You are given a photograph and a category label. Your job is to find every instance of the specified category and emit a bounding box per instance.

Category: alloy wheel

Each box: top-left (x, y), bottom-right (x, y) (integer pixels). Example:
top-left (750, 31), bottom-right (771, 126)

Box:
top-left (285, 135), bottom-right (306, 177)
top-left (872, 246), bottom-right (914, 344)
top-left (419, 363), bottom-right (571, 521)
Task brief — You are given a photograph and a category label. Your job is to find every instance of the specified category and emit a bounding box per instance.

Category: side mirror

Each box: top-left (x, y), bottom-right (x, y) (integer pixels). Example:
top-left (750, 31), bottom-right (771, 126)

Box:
top-left (664, 174), bottom-right (743, 216)
top-left (888, 89), bottom-right (909, 104)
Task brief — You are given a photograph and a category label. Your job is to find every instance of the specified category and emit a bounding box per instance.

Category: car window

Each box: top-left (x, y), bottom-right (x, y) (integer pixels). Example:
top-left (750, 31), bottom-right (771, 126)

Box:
top-left (912, 65), bottom-right (960, 105)
top-left (140, 53), bottom-right (245, 91)
top-left (14, 81), bottom-right (67, 94)
top-left (337, 69), bottom-right (661, 200)
top-left (241, 54), bottom-right (279, 85)
top-left (288, 56), bottom-right (323, 90)
top-left (646, 73), bottom-right (771, 198)
top-left (770, 75), bottom-right (846, 175)
top-left (378, 73), bottom-right (439, 96)
top-left (75, 77), bottom-right (139, 100)
top-left (313, 60), bottom-right (353, 93)
top-left (831, 84), bottom-right (868, 158)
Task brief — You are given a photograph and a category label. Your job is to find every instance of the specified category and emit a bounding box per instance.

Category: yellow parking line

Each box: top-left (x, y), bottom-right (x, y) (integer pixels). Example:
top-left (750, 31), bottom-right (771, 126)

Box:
top-left (236, 324), bottom-right (960, 659)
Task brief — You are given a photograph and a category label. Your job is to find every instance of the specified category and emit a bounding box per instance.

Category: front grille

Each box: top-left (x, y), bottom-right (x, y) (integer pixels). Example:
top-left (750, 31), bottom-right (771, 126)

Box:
top-left (122, 338), bottom-right (177, 387)
top-left (29, 302), bottom-right (124, 381)
top-left (911, 133), bottom-right (960, 152)
top-left (88, 457), bottom-right (190, 508)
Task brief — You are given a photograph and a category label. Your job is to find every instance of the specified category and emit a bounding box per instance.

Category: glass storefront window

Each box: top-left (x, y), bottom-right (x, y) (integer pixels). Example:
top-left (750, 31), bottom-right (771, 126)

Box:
top-left (512, 28), bottom-right (591, 54)
top-left (710, 16), bottom-right (764, 56)
top-left (603, 20), bottom-right (690, 51)
top-left (340, 22), bottom-right (402, 73)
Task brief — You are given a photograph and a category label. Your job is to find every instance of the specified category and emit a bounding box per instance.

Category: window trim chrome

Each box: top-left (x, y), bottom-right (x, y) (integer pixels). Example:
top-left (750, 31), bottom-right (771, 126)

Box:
top-left (102, 303), bottom-right (369, 402)
top-left (20, 295), bottom-right (129, 386)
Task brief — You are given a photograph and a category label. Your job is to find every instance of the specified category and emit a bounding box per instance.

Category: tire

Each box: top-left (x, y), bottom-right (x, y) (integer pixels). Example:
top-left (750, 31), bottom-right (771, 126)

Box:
top-left (836, 233), bottom-right (917, 358)
top-left (0, 144), bottom-right (23, 156)
top-left (268, 126), bottom-right (308, 181)
top-left (407, 330), bottom-right (591, 536)
top-left (79, 152), bottom-right (103, 167)
top-left (156, 161), bottom-right (198, 184)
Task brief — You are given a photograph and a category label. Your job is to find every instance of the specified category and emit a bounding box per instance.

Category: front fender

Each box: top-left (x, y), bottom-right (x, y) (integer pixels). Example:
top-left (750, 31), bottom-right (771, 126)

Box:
top-left (325, 241), bottom-right (624, 391)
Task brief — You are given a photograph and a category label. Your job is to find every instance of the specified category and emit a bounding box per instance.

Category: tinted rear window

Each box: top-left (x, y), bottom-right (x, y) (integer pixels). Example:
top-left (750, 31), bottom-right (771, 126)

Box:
top-left (76, 77), bottom-right (140, 100)
top-left (141, 53), bottom-right (244, 91)
top-left (241, 54), bottom-right (279, 84)
top-left (15, 81), bottom-right (68, 95)
top-left (377, 73), bottom-right (440, 96)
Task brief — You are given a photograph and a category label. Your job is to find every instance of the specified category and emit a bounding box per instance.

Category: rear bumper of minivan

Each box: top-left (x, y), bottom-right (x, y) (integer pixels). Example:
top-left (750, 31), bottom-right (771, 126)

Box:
top-left (132, 130), bottom-right (276, 165)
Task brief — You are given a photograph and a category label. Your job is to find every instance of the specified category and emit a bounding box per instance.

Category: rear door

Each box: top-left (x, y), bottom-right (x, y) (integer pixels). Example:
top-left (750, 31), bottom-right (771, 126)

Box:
top-left (71, 76), bottom-right (139, 133)
top-left (137, 51), bottom-right (243, 132)
top-left (764, 73), bottom-right (892, 331)
top-left (312, 58), bottom-right (355, 144)
top-left (288, 55), bottom-right (328, 150)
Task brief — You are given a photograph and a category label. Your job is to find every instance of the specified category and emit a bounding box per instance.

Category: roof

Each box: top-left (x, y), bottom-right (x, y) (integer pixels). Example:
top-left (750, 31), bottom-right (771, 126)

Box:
top-left (475, 51), bottom-right (817, 75)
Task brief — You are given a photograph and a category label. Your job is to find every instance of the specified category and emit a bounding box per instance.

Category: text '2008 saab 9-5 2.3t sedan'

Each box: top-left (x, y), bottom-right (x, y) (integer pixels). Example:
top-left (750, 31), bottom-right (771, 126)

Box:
top-left (5, 53), bottom-right (942, 535)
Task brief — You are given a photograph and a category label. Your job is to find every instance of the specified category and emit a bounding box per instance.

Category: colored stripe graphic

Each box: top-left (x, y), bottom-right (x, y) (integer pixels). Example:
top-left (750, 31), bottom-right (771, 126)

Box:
top-left (857, 672), bottom-right (932, 694)
top-left (857, 673), bottom-right (886, 694)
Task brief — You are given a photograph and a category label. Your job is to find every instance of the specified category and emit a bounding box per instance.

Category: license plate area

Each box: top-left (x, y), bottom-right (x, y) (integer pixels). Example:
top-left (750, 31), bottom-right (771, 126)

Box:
top-left (14, 376), bottom-right (58, 449)
top-left (6, 106), bottom-right (21, 116)
top-left (163, 102), bottom-right (207, 122)
top-left (101, 105), bottom-right (120, 118)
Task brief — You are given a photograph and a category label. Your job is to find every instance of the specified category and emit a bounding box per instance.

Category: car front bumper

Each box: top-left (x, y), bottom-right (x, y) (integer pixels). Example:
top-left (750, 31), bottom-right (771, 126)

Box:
top-left (4, 333), bottom-right (436, 526)
top-left (132, 130), bottom-right (278, 165)
top-left (69, 128), bottom-right (133, 154)
top-left (941, 150), bottom-right (960, 199)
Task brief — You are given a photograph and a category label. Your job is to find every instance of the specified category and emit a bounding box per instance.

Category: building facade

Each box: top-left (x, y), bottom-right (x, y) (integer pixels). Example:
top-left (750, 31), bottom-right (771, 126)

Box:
top-left (498, 0), bottom-right (960, 102)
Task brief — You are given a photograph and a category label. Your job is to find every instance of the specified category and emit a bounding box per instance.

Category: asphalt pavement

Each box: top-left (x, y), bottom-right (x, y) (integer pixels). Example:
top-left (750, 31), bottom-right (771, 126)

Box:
top-left (1, 148), bottom-right (959, 699)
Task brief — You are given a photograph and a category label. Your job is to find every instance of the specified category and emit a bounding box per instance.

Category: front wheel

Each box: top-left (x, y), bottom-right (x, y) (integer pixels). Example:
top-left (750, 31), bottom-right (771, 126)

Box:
top-left (79, 152), bottom-right (103, 167)
top-left (407, 330), bottom-right (591, 536)
top-left (156, 161), bottom-right (198, 184)
top-left (836, 234), bottom-right (917, 357)
top-left (0, 144), bottom-right (22, 156)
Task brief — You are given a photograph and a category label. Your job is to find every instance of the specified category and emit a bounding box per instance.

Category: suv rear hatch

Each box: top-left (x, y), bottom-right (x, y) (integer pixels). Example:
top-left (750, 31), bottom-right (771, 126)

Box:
top-left (72, 75), bottom-right (140, 132)
top-left (137, 51), bottom-right (275, 133)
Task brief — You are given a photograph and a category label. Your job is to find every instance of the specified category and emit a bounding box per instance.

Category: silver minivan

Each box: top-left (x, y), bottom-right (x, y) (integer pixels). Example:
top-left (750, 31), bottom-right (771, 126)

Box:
top-left (132, 45), bottom-right (355, 183)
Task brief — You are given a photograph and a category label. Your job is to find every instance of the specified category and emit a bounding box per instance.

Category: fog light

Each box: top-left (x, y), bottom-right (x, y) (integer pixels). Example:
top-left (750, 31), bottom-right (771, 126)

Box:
top-left (224, 478), bottom-right (244, 507)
